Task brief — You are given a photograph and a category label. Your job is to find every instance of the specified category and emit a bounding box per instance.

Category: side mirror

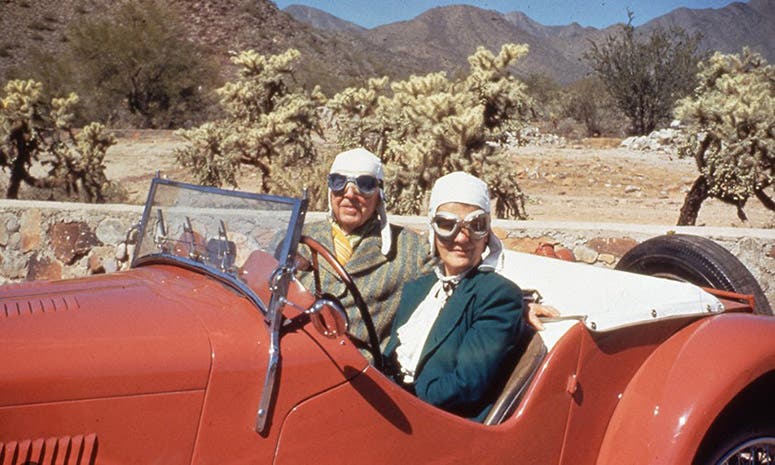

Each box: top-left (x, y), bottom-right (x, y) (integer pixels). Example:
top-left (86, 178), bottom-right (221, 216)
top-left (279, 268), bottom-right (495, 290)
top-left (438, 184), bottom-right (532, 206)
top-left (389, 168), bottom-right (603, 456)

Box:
top-left (307, 295), bottom-right (349, 338)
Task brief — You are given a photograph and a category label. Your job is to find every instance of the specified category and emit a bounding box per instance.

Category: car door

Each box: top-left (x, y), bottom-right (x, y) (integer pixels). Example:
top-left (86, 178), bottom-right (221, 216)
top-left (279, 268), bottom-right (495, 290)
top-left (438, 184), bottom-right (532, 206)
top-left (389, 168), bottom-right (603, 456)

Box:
top-left (273, 325), bottom-right (583, 465)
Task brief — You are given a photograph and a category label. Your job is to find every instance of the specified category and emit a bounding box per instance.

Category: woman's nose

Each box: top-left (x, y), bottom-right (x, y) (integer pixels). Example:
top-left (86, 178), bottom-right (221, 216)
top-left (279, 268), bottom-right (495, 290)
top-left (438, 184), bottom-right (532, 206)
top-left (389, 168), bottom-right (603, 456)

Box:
top-left (453, 226), bottom-right (472, 243)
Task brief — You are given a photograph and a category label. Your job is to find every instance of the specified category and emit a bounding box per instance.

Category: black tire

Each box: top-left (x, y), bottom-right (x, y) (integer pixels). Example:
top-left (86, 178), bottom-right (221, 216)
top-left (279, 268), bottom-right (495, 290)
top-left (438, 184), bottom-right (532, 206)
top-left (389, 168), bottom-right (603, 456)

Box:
top-left (615, 234), bottom-right (772, 315)
top-left (697, 429), bottom-right (775, 465)
top-left (692, 372), bottom-right (775, 465)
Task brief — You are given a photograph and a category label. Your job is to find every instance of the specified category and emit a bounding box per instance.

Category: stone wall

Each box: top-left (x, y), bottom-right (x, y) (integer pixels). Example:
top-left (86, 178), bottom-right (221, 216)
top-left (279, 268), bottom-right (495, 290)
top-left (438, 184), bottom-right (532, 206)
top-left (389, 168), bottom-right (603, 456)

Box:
top-left (0, 200), bottom-right (142, 282)
top-left (2, 200), bottom-right (774, 309)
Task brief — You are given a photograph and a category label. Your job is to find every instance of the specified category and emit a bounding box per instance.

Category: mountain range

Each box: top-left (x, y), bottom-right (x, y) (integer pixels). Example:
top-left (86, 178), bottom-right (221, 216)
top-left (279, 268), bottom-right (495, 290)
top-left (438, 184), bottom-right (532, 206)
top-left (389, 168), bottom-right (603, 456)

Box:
top-left (1, 0), bottom-right (772, 94)
top-left (285, 0), bottom-right (774, 84)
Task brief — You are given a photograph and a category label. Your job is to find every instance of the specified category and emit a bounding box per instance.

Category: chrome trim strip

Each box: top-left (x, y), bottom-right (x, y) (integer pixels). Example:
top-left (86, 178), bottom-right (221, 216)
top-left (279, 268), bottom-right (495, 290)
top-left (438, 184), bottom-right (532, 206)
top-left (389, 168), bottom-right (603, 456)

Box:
top-left (256, 266), bottom-right (292, 434)
top-left (133, 175), bottom-right (162, 262)
top-left (255, 194), bottom-right (308, 434)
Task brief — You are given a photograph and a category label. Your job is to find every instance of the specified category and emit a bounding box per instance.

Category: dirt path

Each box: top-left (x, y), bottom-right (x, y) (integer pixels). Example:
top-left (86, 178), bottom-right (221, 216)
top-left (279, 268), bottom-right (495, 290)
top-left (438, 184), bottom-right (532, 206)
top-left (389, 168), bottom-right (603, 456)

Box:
top-left (509, 144), bottom-right (774, 228)
top-left (104, 131), bottom-right (775, 229)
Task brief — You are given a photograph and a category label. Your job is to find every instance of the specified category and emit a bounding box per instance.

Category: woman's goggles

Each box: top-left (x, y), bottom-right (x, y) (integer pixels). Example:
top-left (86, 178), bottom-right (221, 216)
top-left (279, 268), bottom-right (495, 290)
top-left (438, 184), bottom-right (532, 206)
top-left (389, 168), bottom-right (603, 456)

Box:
top-left (431, 209), bottom-right (490, 241)
top-left (327, 173), bottom-right (381, 196)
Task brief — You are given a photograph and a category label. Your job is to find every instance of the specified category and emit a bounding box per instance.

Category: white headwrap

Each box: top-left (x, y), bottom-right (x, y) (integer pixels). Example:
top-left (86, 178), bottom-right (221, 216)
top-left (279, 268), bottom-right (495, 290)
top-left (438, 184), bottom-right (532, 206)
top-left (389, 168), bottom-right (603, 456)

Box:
top-left (427, 171), bottom-right (503, 271)
top-left (328, 148), bottom-right (391, 256)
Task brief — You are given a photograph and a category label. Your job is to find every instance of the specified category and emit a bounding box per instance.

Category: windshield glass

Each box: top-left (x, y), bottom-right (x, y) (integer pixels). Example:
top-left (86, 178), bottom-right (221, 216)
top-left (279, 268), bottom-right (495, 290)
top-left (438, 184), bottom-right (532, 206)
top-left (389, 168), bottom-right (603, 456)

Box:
top-left (132, 178), bottom-right (306, 306)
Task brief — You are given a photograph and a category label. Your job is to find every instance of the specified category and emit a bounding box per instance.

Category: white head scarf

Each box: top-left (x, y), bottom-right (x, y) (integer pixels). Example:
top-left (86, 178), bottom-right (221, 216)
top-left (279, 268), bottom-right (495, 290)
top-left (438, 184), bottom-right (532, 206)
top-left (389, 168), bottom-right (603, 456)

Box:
top-left (427, 171), bottom-right (503, 272)
top-left (328, 147), bottom-right (391, 256)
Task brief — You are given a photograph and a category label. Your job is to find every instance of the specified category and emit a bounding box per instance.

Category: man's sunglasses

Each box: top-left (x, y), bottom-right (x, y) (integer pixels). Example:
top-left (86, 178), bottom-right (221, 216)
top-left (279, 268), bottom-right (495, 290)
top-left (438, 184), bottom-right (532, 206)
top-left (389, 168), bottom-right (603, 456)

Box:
top-left (431, 209), bottom-right (489, 241)
top-left (327, 173), bottom-right (381, 196)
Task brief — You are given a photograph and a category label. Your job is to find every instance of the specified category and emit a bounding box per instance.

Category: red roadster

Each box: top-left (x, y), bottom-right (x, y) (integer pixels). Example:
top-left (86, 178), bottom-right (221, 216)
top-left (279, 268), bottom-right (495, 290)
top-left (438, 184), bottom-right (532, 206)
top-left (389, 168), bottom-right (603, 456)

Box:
top-left (1, 178), bottom-right (772, 464)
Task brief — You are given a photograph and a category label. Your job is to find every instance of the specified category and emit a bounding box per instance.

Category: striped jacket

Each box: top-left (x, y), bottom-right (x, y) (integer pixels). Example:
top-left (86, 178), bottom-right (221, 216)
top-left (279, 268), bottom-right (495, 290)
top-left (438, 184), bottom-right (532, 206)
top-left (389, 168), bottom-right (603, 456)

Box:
top-left (299, 219), bottom-right (435, 351)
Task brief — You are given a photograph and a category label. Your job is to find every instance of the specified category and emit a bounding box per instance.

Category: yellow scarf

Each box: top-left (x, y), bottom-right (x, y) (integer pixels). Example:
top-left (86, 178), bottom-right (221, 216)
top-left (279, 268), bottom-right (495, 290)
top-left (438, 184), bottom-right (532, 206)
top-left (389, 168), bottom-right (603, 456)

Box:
top-left (331, 222), bottom-right (354, 265)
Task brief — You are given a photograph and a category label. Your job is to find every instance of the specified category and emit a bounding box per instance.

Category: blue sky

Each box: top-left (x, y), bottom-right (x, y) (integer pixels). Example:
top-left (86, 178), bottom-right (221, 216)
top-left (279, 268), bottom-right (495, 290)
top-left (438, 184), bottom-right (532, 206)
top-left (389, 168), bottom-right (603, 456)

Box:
top-left (273, 0), bottom-right (738, 29)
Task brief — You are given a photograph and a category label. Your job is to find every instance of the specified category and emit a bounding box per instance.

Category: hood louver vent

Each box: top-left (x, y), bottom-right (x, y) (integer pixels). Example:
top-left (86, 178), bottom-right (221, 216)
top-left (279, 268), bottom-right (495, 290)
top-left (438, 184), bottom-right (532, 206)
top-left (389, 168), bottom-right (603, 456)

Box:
top-left (0, 433), bottom-right (97, 465)
top-left (2, 295), bottom-right (80, 319)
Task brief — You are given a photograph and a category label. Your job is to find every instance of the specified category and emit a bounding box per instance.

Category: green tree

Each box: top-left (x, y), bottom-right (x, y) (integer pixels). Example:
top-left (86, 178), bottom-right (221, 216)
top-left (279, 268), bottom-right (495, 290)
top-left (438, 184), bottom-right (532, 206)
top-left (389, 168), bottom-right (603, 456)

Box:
top-left (561, 77), bottom-right (623, 137)
top-left (585, 13), bottom-right (704, 135)
top-left (175, 49), bottom-right (325, 197)
top-left (0, 79), bottom-right (116, 201)
top-left (522, 72), bottom-right (562, 123)
top-left (675, 49), bottom-right (774, 226)
top-left (15, 0), bottom-right (218, 128)
top-left (328, 44), bottom-right (532, 219)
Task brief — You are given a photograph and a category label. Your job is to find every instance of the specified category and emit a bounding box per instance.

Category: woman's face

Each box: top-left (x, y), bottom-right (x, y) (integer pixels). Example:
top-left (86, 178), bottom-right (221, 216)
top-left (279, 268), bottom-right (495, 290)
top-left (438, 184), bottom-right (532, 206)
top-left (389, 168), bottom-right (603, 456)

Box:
top-left (434, 202), bottom-right (488, 276)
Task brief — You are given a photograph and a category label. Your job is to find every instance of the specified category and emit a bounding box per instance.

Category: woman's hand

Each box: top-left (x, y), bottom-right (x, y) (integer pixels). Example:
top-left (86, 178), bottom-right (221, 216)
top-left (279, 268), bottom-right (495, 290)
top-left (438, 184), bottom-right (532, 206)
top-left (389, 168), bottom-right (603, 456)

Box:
top-left (526, 303), bottom-right (561, 331)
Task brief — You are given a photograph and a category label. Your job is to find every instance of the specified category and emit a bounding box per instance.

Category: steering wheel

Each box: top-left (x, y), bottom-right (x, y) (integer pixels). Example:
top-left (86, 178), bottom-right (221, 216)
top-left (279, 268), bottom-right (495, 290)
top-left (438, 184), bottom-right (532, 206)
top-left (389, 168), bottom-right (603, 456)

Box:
top-left (300, 235), bottom-right (383, 369)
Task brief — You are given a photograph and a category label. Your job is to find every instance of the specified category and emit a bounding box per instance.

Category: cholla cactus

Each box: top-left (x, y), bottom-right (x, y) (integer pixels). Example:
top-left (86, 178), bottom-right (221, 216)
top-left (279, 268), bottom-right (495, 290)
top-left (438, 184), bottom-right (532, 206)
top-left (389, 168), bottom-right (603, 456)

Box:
top-left (176, 49), bottom-right (326, 196)
top-left (675, 49), bottom-right (774, 225)
top-left (327, 76), bottom-right (390, 150)
top-left (327, 44), bottom-right (532, 218)
top-left (0, 79), bottom-right (115, 201)
top-left (174, 123), bottom-right (239, 187)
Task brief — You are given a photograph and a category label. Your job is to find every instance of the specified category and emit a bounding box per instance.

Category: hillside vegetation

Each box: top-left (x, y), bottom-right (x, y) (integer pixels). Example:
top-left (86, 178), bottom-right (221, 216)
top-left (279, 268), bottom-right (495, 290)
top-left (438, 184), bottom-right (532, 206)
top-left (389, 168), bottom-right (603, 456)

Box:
top-left (2, 0), bottom-right (772, 94)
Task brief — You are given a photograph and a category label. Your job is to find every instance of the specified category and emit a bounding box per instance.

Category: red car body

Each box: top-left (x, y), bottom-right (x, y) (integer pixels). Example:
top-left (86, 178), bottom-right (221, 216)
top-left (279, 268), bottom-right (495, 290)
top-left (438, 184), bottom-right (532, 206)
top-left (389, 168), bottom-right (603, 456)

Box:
top-left (1, 178), bottom-right (773, 464)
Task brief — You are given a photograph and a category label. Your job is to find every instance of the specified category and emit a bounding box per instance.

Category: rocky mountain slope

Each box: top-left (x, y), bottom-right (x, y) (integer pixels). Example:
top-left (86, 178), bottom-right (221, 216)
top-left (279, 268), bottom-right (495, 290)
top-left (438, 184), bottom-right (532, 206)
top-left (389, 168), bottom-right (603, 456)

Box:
top-left (640, 0), bottom-right (774, 59)
top-left (284, 4), bottom-right (366, 34)
top-left (286, 0), bottom-right (774, 83)
top-left (0, 0), bottom-right (425, 94)
top-left (1, 0), bottom-right (772, 94)
top-left (362, 5), bottom-right (588, 82)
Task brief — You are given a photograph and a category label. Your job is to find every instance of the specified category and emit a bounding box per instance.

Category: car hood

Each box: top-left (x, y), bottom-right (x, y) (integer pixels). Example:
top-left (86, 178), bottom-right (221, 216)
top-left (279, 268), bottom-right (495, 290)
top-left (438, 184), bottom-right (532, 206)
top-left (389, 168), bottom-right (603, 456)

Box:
top-left (0, 267), bottom-right (218, 407)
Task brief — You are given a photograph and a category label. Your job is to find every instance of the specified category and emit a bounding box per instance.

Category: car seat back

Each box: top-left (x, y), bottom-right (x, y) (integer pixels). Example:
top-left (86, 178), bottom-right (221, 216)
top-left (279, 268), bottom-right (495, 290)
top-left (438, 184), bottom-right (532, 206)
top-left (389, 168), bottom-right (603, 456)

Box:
top-left (483, 328), bottom-right (548, 425)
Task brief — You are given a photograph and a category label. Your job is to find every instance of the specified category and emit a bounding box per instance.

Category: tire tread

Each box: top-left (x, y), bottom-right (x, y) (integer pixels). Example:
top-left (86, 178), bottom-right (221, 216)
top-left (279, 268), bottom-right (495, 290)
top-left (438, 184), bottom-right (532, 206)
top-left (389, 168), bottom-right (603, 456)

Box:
top-left (616, 234), bottom-right (772, 315)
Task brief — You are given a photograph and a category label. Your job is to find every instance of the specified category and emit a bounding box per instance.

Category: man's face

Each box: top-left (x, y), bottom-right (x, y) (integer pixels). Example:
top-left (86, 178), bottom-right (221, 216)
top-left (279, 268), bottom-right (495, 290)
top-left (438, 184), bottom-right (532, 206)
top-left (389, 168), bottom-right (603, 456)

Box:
top-left (330, 179), bottom-right (380, 233)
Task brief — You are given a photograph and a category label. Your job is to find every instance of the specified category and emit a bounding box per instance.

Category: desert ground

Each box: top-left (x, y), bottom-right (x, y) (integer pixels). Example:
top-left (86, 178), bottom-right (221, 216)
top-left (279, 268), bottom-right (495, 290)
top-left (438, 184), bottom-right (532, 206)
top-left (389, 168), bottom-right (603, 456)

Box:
top-left (104, 131), bottom-right (775, 229)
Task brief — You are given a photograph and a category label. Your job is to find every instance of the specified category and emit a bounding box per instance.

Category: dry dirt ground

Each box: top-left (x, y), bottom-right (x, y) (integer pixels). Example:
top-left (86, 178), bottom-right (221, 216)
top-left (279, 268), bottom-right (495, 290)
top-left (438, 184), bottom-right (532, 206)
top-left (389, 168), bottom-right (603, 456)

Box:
top-left (105, 131), bottom-right (775, 229)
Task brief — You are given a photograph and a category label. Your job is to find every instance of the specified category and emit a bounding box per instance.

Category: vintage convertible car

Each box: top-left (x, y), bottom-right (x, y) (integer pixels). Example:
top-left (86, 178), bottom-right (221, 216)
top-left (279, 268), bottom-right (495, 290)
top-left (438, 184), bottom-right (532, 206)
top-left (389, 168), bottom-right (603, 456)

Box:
top-left (1, 178), bottom-right (773, 465)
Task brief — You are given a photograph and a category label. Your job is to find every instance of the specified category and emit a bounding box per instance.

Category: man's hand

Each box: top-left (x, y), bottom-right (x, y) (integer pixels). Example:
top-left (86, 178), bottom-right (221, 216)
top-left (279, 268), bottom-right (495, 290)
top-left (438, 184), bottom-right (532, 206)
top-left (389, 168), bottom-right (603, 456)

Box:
top-left (526, 303), bottom-right (561, 331)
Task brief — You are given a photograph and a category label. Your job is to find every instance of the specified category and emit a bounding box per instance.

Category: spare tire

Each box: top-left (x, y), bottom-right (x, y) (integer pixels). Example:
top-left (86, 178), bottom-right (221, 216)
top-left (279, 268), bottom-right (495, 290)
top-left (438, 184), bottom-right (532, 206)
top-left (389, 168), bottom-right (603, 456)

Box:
top-left (615, 234), bottom-right (772, 315)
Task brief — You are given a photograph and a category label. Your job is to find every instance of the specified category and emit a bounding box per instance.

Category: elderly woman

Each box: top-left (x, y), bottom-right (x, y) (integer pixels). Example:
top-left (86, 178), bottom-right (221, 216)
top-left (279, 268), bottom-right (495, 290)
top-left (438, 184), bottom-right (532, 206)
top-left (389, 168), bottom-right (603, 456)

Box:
top-left (384, 171), bottom-right (525, 422)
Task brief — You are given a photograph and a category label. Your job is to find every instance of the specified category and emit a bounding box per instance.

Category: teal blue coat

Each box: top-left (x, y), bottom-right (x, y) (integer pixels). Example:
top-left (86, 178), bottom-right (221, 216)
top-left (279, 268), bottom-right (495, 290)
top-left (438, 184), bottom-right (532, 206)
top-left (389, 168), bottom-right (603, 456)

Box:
top-left (384, 269), bottom-right (524, 422)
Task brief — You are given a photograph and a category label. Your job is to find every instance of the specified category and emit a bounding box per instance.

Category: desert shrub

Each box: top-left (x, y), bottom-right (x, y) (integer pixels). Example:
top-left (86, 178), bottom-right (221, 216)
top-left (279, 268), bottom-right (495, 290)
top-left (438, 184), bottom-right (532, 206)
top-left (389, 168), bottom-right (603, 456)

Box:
top-left (12, 0), bottom-right (219, 129)
top-left (585, 13), bottom-right (704, 135)
top-left (561, 76), bottom-right (626, 137)
top-left (328, 44), bottom-right (532, 219)
top-left (68, 0), bottom-right (219, 128)
top-left (7, 47), bottom-right (76, 105)
top-left (0, 79), bottom-right (118, 201)
top-left (674, 49), bottom-right (774, 225)
top-left (522, 72), bottom-right (563, 124)
top-left (175, 49), bottom-right (326, 199)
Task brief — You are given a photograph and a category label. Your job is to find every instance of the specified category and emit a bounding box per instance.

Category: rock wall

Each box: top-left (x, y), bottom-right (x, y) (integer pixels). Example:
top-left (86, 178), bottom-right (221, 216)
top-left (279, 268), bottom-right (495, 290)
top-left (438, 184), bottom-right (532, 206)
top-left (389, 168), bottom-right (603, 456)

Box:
top-left (2, 200), bottom-right (774, 309)
top-left (0, 201), bottom-right (141, 282)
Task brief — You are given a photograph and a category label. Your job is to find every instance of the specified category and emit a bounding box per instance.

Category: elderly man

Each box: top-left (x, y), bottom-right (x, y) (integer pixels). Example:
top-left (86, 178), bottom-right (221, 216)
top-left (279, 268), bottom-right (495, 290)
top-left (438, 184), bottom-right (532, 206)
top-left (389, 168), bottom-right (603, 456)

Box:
top-left (299, 147), bottom-right (433, 353)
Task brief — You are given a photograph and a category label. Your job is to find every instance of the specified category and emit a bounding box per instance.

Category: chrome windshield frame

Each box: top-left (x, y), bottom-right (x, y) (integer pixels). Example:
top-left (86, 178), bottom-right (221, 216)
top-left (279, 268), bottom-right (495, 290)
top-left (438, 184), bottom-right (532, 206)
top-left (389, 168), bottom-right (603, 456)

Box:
top-left (134, 178), bottom-right (303, 268)
top-left (131, 177), bottom-right (308, 435)
top-left (256, 191), bottom-right (307, 434)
